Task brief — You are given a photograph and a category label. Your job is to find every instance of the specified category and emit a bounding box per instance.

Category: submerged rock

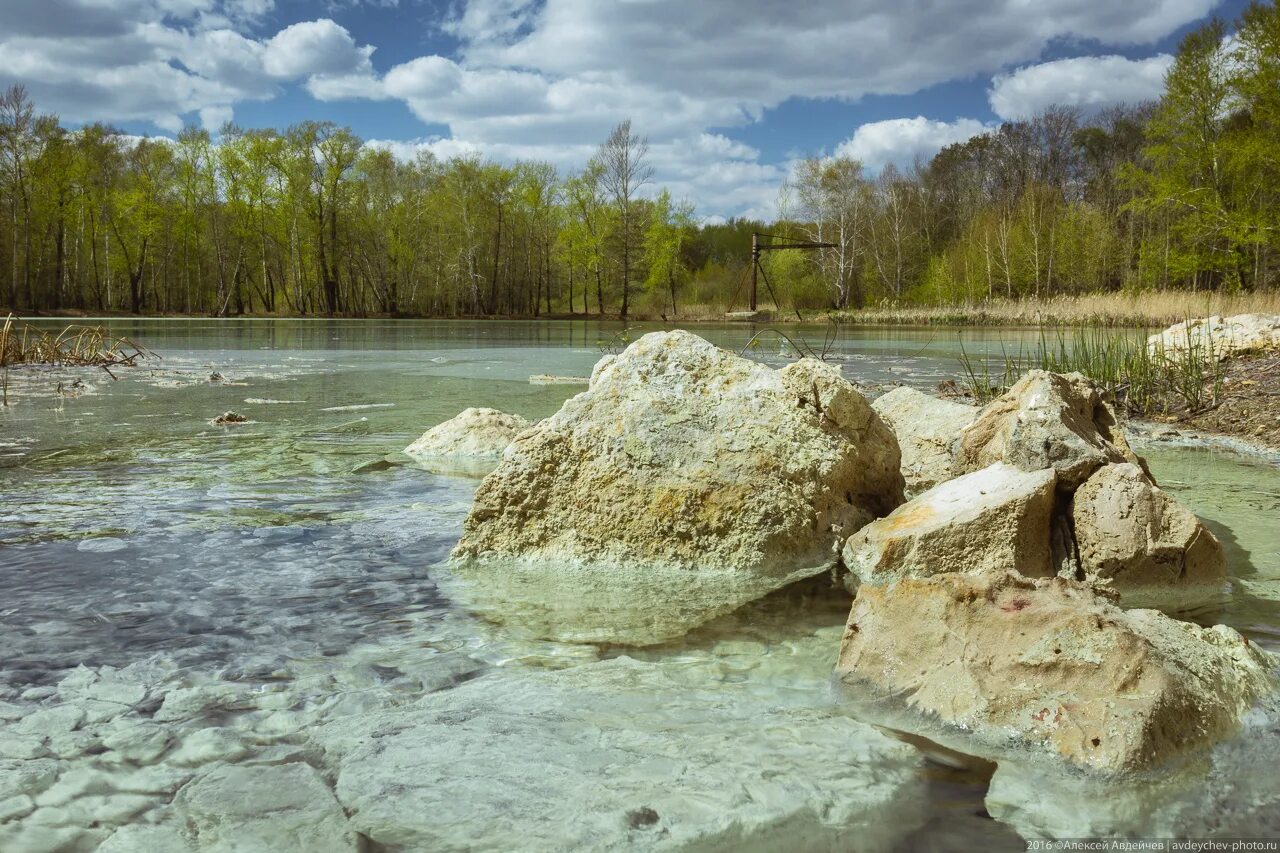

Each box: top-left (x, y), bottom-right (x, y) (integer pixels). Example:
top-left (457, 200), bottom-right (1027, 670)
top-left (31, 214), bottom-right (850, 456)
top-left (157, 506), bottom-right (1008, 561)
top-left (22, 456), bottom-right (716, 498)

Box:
top-left (448, 330), bottom-right (904, 644)
top-left (953, 370), bottom-right (1143, 488)
top-left (834, 572), bottom-right (1274, 775)
top-left (871, 386), bottom-right (977, 496)
top-left (173, 763), bottom-right (357, 852)
top-left (404, 407), bottom-right (531, 476)
top-left (313, 656), bottom-right (925, 852)
top-left (1071, 462), bottom-right (1227, 607)
top-left (842, 463), bottom-right (1056, 588)
top-left (1148, 313), bottom-right (1280, 363)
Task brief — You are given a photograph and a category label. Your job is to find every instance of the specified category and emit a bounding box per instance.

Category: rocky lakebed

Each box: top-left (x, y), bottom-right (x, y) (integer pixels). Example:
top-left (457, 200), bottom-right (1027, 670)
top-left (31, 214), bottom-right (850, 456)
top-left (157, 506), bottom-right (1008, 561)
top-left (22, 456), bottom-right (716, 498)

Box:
top-left (1, 318), bottom-right (1279, 852)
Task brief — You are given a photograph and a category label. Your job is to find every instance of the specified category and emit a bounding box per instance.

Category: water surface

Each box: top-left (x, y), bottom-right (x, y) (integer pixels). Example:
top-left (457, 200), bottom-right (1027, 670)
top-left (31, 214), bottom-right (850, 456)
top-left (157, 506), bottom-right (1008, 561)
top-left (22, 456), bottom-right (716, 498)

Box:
top-left (1, 318), bottom-right (1277, 850)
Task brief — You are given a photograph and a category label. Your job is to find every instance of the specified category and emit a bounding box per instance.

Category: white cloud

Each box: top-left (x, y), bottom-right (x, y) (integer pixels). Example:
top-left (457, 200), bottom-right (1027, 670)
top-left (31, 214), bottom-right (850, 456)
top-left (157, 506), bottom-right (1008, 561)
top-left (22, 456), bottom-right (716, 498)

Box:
top-left (261, 19), bottom-right (373, 79)
top-left (200, 104), bottom-right (234, 130)
top-left (834, 116), bottom-right (990, 174)
top-left (988, 54), bottom-right (1174, 120)
top-left (0, 4), bottom-right (374, 132)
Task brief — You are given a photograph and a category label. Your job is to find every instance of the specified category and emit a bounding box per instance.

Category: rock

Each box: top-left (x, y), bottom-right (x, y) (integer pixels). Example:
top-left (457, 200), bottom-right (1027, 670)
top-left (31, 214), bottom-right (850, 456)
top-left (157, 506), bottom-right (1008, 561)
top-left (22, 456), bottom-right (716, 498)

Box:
top-left (13, 707), bottom-right (85, 736)
top-left (0, 759), bottom-right (59, 801)
top-left (165, 727), bottom-right (249, 767)
top-left (174, 763), bottom-right (357, 852)
top-left (313, 657), bottom-right (925, 852)
top-left (0, 794), bottom-right (35, 822)
top-left (0, 733), bottom-right (49, 760)
top-left (404, 407), bottom-right (531, 476)
top-left (98, 823), bottom-right (195, 853)
top-left (151, 684), bottom-right (248, 722)
top-left (1070, 463), bottom-right (1227, 607)
top-left (834, 571), bottom-right (1275, 774)
top-left (211, 411), bottom-right (248, 425)
top-left (1148, 313), bottom-right (1280, 363)
top-left (871, 386), bottom-right (977, 495)
top-left (101, 723), bottom-right (174, 764)
top-left (953, 370), bottom-right (1144, 488)
top-left (842, 463), bottom-right (1056, 588)
top-left (448, 331), bottom-right (904, 644)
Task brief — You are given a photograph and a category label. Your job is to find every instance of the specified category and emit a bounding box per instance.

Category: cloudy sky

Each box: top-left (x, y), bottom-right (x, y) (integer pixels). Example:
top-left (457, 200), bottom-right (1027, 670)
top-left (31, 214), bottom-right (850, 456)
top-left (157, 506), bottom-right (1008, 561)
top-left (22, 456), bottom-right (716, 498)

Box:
top-left (0, 0), bottom-right (1248, 220)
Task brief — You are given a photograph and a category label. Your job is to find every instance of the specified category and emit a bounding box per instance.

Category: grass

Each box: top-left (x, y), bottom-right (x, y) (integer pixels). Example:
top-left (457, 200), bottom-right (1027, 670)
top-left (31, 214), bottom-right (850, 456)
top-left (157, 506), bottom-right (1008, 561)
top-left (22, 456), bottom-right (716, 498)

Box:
top-left (956, 325), bottom-right (1226, 417)
top-left (1, 314), bottom-right (154, 405)
top-left (1, 314), bottom-right (152, 370)
top-left (831, 291), bottom-right (1280, 328)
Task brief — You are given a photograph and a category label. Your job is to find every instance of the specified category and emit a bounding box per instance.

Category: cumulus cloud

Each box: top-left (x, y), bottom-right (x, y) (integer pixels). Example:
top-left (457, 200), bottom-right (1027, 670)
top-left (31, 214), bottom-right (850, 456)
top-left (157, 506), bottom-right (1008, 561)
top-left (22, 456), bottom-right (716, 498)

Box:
top-left (262, 19), bottom-right (373, 79)
top-left (0, 3), bottom-right (374, 132)
top-left (989, 54), bottom-right (1174, 120)
top-left (834, 117), bottom-right (991, 174)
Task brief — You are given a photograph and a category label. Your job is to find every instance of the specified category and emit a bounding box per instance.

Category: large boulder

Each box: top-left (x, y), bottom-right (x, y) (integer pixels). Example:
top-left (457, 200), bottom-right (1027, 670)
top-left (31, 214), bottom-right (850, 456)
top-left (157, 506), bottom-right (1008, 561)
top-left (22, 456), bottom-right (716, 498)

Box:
top-left (842, 463), bottom-right (1056, 588)
top-left (871, 386), bottom-right (977, 496)
top-left (313, 656), bottom-right (926, 852)
top-left (404, 407), bottom-right (531, 476)
top-left (952, 370), bottom-right (1144, 488)
top-left (1070, 462), bottom-right (1227, 608)
top-left (447, 330), bottom-right (904, 644)
top-left (1148, 313), bottom-right (1280, 363)
top-left (834, 571), bottom-right (1274, 775)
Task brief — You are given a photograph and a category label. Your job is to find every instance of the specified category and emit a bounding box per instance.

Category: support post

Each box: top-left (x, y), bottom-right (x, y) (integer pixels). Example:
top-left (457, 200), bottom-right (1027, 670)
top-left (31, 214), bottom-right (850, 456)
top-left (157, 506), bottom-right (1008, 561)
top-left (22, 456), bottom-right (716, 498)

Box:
top-left (750, 232), bottom-right (759, 312)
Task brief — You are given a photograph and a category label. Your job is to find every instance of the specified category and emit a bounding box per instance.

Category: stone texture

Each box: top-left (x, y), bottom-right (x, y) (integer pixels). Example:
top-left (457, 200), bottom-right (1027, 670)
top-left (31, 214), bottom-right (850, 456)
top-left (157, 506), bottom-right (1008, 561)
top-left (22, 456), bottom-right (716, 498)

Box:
top-left (404, 407), bottom-right (531, 476)
top-left (835, 571), bottom-right (1275, 774)
top-left (871, 386), bottom-right (977, 495)
top-left (842, 463), bottom-right (1056, 588)
top-left (174, 763), bottom-right (357, 852)
top-left (1148, 313), bottom-right (1280, 363)
top-left (1071, 462), bottom-right (1227, 607)
top-left (313, 656), bottom-right (925, 853)
top-left (448, 330), bottom-right (904, 644)
top-left (953, 370), bottom-right (1144, 488)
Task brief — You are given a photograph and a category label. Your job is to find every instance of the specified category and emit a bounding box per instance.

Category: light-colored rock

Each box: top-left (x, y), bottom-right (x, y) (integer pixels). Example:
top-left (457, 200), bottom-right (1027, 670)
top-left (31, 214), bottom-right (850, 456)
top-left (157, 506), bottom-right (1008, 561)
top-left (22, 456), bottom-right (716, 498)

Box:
top-left (448, 331), bottom-right (904, 644)
top-left (0, 793), bottom-right (35, 822)
top-left (842, 463), bottom-right (1056, 588)
top-left (1148, 313), bottom-right (1280, 363)
top-left (0, 759), bottom-right (59, 801)
top-left (174, 763), bottom-right (357, 853)
top-left (151, 684), bottom-right (248, 723)
top-left (165, 727), bottom-right (249, 767)
top-left (953, 370), bottom-right (1144, 488)
top-left (97, 822), bottom-right (195, 853)
top-left (101, 723), bottom-right (174, 764)
top-left (835, 571), bottom-right (1275, 774)
top-left (872, 386), bottom-right (977, 495)
top-left (314, 656), bottom-right (925, 852)
top-left (404, 407), bottom-right (531, 476)
top-left (1071, 463), bottom-right (1227, 607)
top-left (14, 706), bottom-right (85, 736)
top-left (0, 733), bottom-right (48, 760)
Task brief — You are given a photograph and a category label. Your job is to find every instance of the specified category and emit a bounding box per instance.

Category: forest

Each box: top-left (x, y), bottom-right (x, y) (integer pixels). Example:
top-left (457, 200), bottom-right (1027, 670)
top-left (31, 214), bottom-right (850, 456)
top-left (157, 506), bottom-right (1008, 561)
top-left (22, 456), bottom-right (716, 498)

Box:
top-left (1, 2), bottom-right (1278, 319)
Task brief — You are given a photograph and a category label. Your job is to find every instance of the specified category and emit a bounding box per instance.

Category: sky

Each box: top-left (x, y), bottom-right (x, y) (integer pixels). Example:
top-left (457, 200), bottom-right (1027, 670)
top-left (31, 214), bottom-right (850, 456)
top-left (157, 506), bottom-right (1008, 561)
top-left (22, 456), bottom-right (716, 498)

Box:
top-left (0, 0), bottom-right (1255, 221)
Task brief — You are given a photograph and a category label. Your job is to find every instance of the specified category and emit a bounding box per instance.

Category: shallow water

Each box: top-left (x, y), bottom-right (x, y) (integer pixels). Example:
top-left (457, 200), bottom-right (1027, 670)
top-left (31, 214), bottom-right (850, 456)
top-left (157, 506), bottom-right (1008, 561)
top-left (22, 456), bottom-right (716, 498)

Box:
top-left (0, 318), bottom-right (1277, 850)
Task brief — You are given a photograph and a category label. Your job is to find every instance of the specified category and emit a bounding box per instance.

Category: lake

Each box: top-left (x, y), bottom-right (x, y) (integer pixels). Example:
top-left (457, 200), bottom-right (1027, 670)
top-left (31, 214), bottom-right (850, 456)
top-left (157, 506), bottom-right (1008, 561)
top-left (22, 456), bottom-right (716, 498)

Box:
top-left (1, 318), bottom-right (1278, 850)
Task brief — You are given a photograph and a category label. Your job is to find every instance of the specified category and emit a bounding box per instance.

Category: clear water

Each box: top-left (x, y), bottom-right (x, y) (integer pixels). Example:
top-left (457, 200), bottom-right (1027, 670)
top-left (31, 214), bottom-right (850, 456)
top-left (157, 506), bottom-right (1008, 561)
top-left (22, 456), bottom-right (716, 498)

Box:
top-left (0, 318), bottom-right (1277, 850)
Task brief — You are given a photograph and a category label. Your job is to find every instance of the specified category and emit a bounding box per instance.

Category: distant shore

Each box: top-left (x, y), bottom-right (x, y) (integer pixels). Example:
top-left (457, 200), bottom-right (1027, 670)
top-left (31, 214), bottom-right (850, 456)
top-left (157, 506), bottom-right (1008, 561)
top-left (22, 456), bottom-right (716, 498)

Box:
top-left (13, 290), bottom-right (1280, 329)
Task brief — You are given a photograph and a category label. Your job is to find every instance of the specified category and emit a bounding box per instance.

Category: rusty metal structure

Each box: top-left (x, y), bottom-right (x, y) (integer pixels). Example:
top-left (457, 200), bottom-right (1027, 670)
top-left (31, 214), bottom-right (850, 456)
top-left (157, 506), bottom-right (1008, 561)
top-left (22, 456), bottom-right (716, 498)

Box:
top-left (747, 232), bottom-right (837, 312)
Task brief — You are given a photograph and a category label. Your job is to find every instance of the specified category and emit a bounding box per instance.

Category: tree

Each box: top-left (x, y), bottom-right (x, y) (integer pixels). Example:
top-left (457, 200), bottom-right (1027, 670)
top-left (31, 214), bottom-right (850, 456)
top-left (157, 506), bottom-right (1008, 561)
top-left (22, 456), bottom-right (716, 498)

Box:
top-left (792, 156), bottom-right (870, 308)
top-left (596, 119), bottom-right (653, 319)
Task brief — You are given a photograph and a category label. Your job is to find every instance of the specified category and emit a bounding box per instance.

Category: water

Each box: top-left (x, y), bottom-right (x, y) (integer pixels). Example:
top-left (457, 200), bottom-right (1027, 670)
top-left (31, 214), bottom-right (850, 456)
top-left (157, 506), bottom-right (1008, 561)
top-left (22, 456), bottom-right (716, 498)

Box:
top-left (0, 318), bottom-right (1277, 851)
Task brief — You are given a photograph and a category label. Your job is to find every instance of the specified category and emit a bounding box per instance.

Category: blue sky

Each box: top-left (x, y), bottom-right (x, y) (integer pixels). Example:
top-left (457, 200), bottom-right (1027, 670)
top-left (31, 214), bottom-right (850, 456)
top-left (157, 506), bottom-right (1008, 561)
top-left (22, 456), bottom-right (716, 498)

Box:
top-left (0, 0), bottom-right (1254, 219)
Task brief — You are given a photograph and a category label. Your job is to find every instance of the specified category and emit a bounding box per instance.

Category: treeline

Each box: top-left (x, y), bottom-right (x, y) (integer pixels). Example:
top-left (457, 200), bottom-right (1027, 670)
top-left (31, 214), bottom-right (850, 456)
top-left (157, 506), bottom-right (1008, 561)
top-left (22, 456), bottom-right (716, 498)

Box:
top-left (1, 1), bottom-right (1278, 318)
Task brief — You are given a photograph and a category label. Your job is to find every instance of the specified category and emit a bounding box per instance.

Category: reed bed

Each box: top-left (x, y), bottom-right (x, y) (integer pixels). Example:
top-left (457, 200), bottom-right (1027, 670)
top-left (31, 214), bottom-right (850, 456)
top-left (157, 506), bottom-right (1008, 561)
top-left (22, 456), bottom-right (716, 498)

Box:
top-left (0, 314), bottom-right (153, 371)
top-left (957, 325), bottom-right (1226, 417)
top-left (833, 291), bottom-right (1280, 328)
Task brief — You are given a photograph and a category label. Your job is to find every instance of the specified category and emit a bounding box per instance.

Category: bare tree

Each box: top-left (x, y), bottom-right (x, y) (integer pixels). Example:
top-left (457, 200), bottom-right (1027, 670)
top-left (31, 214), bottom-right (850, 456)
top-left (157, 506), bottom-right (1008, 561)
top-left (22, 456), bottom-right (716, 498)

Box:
top-left (597, 119), bottom-right (653, 319)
